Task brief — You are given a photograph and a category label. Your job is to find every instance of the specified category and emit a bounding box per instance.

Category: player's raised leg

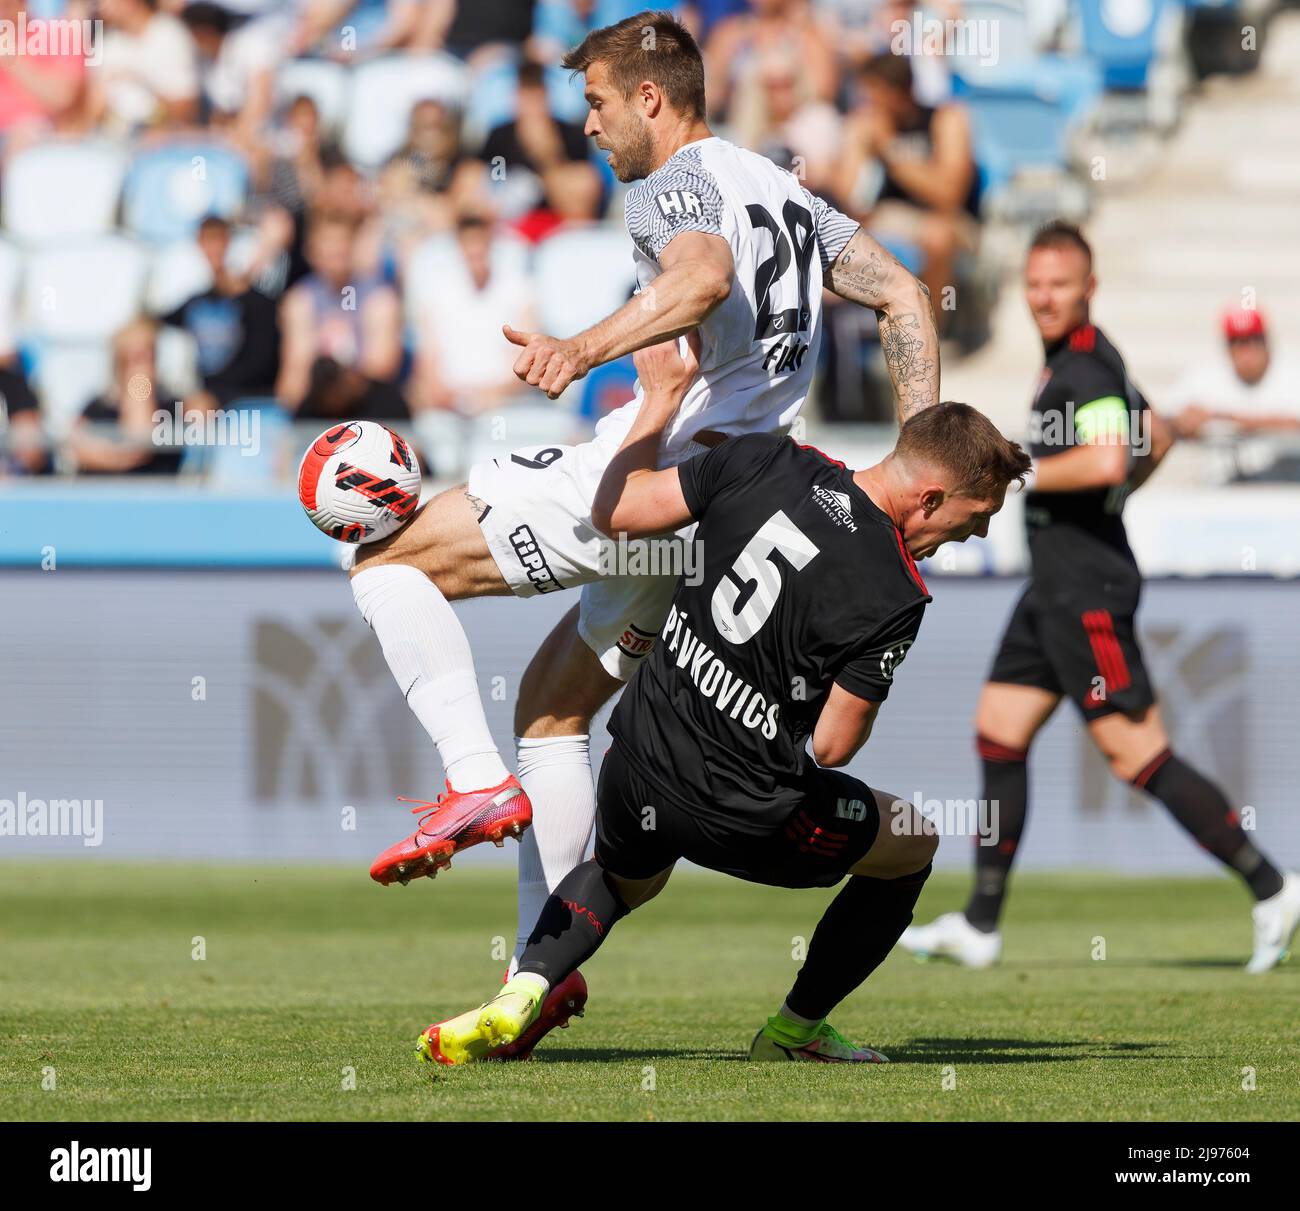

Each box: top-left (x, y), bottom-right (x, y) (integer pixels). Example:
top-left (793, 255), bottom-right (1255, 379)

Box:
top-left (752, 788), bottom-right (937, 1063)
top-left (1088, 704), bottom-right (1299, 973)
top-left (350, 486), bottom-right (529, 886)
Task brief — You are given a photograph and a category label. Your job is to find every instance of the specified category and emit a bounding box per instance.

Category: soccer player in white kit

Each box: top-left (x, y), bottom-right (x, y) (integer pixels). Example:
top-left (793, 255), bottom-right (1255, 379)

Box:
top-left (349, 10), bottom-right (940, 1056)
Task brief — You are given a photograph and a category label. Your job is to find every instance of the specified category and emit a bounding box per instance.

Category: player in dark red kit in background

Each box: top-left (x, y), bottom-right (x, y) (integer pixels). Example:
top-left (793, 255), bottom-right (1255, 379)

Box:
top-left (901, 222), bottom-right (1299, 974)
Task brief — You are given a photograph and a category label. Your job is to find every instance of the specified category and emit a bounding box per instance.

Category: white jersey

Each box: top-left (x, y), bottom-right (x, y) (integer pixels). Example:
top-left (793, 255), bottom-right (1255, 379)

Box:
top-left (594, 136), bottom-right (860, 463)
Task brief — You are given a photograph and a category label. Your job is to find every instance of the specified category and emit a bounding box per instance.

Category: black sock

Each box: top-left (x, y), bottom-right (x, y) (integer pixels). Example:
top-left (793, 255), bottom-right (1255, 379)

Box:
top-left (963, 735), bottom-right (1029, 933)
top-left (1133, 749), bottom-right (1284, 901)
top-left (785, 863), bottom-right (932, 1022)
top-left (517, 860), bottom-right (631, 985)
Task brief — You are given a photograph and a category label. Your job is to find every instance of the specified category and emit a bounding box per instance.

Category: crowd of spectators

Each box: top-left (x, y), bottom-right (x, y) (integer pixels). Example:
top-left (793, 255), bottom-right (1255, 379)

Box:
top-left (0, 1), bottom-right (1286, 480)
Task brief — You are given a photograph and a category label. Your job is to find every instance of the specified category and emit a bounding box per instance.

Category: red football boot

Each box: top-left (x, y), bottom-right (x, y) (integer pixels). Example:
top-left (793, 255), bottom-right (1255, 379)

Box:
top-left (369, 776), bottom-right (531, 886)
top-left (484, 970), bottom-right (589, 1061)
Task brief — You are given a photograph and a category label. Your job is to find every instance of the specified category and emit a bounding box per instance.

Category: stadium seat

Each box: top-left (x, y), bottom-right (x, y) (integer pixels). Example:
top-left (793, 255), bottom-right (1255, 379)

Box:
top-left (1075, 0), bottom-right (1170, 91)
top-left (146, 241), bottom-right (214, 316)
top-left (23, 339), bottom-right (112, 439)
top-left (955, 61), bottom-right (1101, 221)
top-left (121, 143), bottom-right (250, 246)
top-left (1, 140), bottom-right (128, 245)
top-left (274, 58), bottom-right (351, 135)
top-left (342, 54), bottom-right (470, 170)
top-left (22, 237), bottom-right (148, 342)
top-left (532, 226), bottom-right (636, 338)
top-left (462, 59), bottom-right (588, 143)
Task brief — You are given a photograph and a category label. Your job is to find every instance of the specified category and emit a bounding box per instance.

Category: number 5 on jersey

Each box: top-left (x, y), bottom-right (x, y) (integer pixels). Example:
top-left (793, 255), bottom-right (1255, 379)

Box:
top-left (712, 510), bottom-right (820, 644)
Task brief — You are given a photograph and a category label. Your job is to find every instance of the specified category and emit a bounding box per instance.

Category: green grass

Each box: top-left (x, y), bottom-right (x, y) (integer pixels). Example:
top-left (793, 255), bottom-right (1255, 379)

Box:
top-left (1, 863), bottom-right (1295, 1122)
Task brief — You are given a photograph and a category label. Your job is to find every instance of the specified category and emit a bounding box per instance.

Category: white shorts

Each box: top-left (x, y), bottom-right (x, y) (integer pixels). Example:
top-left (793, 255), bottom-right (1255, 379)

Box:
top-left (467, 432), bottom-right (701, 681)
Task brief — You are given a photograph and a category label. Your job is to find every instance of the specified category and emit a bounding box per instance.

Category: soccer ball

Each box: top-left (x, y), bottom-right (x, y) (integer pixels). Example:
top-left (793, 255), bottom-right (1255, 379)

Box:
top-left (297, 421), bottom-right (421, 543)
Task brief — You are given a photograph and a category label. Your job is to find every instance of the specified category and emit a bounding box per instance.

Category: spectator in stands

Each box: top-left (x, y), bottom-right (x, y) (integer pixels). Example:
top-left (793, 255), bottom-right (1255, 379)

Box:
top-left (706, 0), bottom-right (838, 122)
top-left (438, 0), bottom-right (539, 64)
top-left (836, 53), bottom-right (978, 322)
top-left (250, 94), bottom-right (330, 288)
top-left (1169, 308), bottom-right (1300, 438)
top-left (376, 99), bottom-right (478, 267)
top-left (276, 211), bottom-right (407, 422)
top-left (158, 215), bottom-right (281, 408)
top-left (734, 44), bottom-right (845, 200)
top-left (411, 211), bottom-right (538, 415)
top-left (90, 0), bottom-right (200, 133)
top-left (290, 0), bottom-right (447, 60)
top-left (0, 361), bottom-right (48, 476)
top-left (0, 0), bottom-right (87, 143)
top-left (71, 318), bottom-right (186, 476)
top-left (474, 58), bottom-right (601, 236)
top-left (180, 2), bottom-right (282, 150)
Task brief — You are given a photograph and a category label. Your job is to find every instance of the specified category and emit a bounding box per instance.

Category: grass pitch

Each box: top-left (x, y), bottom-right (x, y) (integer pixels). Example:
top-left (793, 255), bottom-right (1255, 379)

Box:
top-left (1, 863), bottom-right (1295, 1122)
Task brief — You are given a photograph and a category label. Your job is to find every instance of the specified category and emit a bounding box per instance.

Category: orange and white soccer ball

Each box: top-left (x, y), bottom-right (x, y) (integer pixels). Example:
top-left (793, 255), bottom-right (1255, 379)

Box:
top-left (297, 421), bottom-right (421, 543)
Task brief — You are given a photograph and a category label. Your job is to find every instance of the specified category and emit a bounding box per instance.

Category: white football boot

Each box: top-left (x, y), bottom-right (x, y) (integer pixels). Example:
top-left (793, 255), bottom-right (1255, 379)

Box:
top-left (1246, 871), bottom-right (1300, 973)
top-left (898, 912), bottom-right (1002, 968)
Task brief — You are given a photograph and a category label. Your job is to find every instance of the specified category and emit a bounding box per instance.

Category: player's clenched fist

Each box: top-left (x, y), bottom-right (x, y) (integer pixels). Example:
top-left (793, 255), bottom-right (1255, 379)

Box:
top-left (504, 324), bottom-right (592, 400)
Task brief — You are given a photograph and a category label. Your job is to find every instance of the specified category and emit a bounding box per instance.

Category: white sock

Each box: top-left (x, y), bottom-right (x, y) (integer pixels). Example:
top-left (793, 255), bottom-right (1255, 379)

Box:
top-left (351, 564), bottom-right (508, 792)
top-left (512, 733), bottom-right (597, 965)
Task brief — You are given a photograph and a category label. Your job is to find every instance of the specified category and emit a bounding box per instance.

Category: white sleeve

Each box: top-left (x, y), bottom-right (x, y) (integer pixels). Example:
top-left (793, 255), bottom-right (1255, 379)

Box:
top-left (624, 161), bottom-right (727, 260)
top-left (800, 186), bottom-right (860, 273)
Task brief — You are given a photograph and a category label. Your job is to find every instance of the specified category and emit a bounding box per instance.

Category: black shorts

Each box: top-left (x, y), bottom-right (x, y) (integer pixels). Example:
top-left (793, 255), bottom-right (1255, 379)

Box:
top-left (988, 582), bottom-right (1155, 720)
top-left (594, 742), bottom-right (881, 890)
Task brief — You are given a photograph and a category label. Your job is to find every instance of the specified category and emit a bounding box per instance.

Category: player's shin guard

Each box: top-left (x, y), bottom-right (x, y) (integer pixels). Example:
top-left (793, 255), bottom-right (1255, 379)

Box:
top-left (1133, 749), bottom-right (1284, 901)
top-left (963, 736), bottom-right (1029, 932)
top-left (784, 863), bottom-right (933, 1022)
top-left (517, 860), bottom-right (630, 986)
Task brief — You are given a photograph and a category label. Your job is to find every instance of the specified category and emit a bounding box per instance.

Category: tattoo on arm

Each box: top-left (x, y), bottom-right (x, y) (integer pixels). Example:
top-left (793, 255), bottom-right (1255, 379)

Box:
top-left (464, 490), bottom-right (490, 521)
top-left (827, 230), bottom-right (940, 423)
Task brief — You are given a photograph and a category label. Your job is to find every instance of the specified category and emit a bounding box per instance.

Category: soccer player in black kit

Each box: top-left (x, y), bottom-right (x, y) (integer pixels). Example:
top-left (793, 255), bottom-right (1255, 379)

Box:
top-left (902, 222), bottom-right (1299, 973)
top-left (420, 337), bottom-right (1030, 1065)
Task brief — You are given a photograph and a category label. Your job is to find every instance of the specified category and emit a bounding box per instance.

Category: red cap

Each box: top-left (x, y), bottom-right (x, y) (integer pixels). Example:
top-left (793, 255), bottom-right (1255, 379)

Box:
top-left (1222, 307), bottom-right (1266, 340)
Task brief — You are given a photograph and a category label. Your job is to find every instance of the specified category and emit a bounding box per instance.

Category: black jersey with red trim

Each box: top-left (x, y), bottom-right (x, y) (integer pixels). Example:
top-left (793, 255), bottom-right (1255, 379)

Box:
top-left (1026, 323), bottom-right (1149, 586)
top-left (607, 433), bottom-right (930, 835)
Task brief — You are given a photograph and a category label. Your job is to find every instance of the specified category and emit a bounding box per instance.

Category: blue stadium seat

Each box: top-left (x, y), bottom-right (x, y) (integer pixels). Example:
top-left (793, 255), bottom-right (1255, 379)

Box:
top-left (2, 140), bottom-right (128, 245)
top-left (953, 58), bottom-right (1102, 200)
top-left (122, 143), bottom-right (250, 246)
top-left (1075, 0), bottom-right (1171, 91)
top-left (464, 60), bottom-right (588, 144)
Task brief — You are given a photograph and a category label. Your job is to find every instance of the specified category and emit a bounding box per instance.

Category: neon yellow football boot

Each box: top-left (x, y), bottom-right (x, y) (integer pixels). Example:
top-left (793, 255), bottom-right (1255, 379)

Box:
top-left (749, 1014), bottom-right (889, 1064)
top-left (417, 978), bottom-right (546, 1066)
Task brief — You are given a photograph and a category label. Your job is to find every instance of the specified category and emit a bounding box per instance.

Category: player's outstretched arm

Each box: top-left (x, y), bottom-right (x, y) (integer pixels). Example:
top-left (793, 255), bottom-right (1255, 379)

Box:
top-left (504, 231), bottom-right (732, 400)
top-left (590, 336), bottom-right (699, 539)
top-left (825, 227), bottom-right (939, 423)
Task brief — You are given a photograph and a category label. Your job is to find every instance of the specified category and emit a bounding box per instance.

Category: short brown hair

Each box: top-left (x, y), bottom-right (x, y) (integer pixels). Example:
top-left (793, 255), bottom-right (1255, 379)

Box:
top-left (562, 10), bottom-right (706, 120)
top-left (1030, 220), bottom-right (1092, 270)
top-left (895, 402), bottom-right (1031, 498)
